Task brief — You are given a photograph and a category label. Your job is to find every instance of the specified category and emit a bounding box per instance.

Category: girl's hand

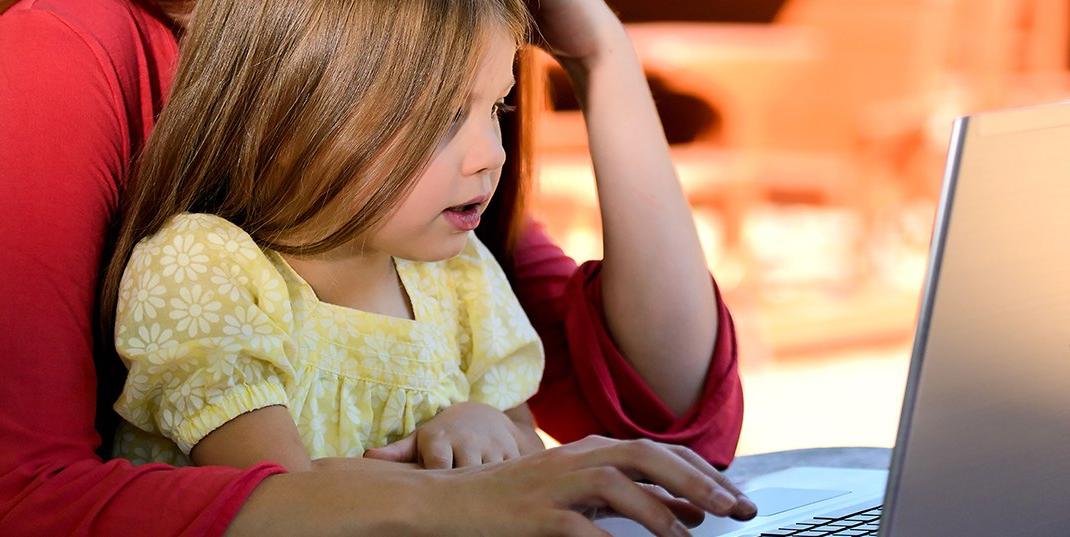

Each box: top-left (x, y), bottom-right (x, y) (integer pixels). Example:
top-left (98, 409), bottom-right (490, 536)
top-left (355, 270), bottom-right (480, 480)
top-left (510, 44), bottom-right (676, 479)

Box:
top-left (363, 402), bottom-right (544, 468)
top-left (527, 0), bottom-right (626, 69)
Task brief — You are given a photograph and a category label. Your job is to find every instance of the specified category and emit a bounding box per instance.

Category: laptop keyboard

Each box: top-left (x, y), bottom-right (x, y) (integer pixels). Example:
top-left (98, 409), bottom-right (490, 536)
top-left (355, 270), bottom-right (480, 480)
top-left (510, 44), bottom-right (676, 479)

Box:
top-left (754, 505), bottom-right (883, 536)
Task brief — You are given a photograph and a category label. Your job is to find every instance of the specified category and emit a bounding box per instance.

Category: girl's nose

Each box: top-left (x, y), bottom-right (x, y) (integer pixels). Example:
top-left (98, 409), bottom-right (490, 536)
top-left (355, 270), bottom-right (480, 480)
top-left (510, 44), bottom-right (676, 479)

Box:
top-left (461, 121), bottom-right (507, 177)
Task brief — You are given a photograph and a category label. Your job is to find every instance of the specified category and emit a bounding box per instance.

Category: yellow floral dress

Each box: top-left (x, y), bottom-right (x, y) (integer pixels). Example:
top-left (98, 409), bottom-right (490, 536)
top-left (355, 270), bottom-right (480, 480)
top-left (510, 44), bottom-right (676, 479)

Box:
top-left (112, 213), bottom-right (544, 465)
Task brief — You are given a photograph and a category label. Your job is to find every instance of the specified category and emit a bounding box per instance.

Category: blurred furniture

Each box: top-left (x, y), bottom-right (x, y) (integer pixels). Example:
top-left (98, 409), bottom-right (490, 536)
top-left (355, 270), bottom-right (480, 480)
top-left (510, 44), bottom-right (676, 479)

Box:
top-left (529, 0), bottom-right (1070, 358)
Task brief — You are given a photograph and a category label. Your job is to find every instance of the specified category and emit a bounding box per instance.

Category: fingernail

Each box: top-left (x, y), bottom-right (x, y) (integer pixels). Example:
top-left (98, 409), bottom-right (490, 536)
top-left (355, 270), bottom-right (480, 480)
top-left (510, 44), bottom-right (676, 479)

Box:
top-left (710, 490), bottom-right (736, 511)
top-left (671, 520), bottom-right (691, 537)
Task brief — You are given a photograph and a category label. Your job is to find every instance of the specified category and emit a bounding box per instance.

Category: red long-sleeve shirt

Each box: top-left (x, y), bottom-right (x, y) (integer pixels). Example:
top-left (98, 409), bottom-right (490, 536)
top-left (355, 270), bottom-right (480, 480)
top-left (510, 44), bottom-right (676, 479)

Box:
top-left (0, 1), bottom-right (743, 535)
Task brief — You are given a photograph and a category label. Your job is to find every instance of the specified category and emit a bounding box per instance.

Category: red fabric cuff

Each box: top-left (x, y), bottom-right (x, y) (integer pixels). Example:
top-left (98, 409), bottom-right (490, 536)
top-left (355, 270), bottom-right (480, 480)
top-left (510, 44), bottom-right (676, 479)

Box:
top-left (203, 463), bottom-right (288, 537)
top-left (558, 262), bottom-right (743, 468)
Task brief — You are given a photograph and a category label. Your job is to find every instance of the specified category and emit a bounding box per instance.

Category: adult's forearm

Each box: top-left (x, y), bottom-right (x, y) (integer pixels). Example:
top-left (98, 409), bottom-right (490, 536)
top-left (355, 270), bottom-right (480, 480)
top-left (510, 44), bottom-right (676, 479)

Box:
top-left (561, 27), bottom-right (718, 415)
top-left (226, 468), bottom-right (431, 536)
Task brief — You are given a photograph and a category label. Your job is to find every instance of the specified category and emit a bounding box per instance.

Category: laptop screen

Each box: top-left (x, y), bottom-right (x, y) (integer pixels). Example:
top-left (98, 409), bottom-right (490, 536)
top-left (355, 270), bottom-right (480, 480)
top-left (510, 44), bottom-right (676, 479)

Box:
top-left (883, 102), bottom-right (1070, 536)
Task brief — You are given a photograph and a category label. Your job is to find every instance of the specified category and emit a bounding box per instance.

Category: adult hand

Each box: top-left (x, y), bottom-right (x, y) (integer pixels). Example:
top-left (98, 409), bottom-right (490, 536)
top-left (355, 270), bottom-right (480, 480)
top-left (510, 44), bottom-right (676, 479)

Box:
top-left (527, 0), bottom-right (626, 69)
top-left (363, 402), bottom-right (544, 468)
top-left (423, 435), bottom-right (758, 536)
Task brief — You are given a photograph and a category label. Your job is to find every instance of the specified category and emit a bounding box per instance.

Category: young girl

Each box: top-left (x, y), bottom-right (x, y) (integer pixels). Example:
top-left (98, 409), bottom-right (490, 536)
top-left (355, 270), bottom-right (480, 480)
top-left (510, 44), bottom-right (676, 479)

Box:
top-left (100, 0), bottom-right (545, 471)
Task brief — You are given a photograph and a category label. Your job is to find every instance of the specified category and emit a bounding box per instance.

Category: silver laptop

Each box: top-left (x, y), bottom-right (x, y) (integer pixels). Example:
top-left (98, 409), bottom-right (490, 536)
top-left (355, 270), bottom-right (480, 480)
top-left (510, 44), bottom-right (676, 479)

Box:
top-left (599, 101), bottom-right (1070, 536)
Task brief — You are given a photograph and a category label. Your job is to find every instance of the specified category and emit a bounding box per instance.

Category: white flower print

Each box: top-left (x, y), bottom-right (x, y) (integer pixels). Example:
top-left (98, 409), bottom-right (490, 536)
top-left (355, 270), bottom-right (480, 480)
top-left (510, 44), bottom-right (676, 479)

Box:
top-left (129, 243), bottom-right (160, 273)
top-left (222, 305), bottom-right (278, 354)
top-left (205, 353), bottom-right (241, 385)
top-left (518, 356), bottom-right (544, 385)
top-left (478, 364), bottom-right (526, 409)
top-left (169, 284), bottom-right (222, 337)
top-left (317, 315), bottom-right (343, 343)
top-left (478, 313), bottom-right (508, 357)
top-left (503, 295), bottom-right (535, 339)
top-left (379, 390), bottom-right (408, 440)
top-left (305, 412), bottom-right (328, 454)
top-left (206, 226), bottom-right (259, 261)
top-left (120, 371), bottom-right (155, 404)
top-left (128, 271), bottom-right (167, 322)
top-left (160, 234), bottom-right (209, 284)
top-left (316, 342), bottom-right (344, 370)
top-left (123, 323), bottom-right (178, 360)
top-left (256, 268), bottom-right (286, 314)
top-left (210, 264), bottom-right (251, 303)
top-left (171, 214), bottom-right (208, 233)
top-left (360, 332), bottom-right (403, 371)
top-left (170, 376), bottom-right (207, 416)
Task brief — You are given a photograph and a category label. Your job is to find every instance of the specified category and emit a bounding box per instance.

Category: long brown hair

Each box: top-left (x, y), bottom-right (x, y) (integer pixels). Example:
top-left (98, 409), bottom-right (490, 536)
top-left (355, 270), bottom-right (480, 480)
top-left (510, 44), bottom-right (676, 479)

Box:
top-left (99, 0), bottom-right (531, 342)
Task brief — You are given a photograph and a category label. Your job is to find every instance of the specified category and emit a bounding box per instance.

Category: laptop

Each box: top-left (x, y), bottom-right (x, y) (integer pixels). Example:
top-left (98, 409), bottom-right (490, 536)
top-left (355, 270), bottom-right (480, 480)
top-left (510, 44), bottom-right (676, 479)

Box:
top-left (598, 100), bottom-right (1070, 536)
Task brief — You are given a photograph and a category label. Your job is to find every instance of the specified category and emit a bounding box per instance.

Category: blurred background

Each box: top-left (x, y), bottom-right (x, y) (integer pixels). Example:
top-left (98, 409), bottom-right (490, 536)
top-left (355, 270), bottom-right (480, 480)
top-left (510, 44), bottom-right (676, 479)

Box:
top-left (528, 0), bottom-right (1070, 455)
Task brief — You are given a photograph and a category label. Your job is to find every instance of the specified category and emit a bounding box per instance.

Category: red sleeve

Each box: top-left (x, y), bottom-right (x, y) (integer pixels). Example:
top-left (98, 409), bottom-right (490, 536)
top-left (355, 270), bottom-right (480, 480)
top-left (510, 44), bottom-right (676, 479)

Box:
top-left (0, 10), bottom-right (284, 536)
top-left (514, 220), bottom-right (743, 468)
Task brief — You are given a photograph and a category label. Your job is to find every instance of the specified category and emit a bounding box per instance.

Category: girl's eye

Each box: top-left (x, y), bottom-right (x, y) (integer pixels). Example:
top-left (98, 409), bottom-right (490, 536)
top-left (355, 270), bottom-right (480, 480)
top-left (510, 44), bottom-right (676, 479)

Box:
top-left (492, 100), bottom-right (517, 119)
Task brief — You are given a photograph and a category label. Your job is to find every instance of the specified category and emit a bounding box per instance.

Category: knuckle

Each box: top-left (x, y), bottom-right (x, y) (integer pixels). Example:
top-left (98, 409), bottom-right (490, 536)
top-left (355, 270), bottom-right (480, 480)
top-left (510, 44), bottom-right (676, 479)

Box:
top-left (689, 474), bottom-right (717, 497)
top-left (626, 438), bottom-right (660, 458)
top-left (420, 428), bottom-right (446, 442)
top-left (635, 437), bottom-right (658, 448)
top-left (581, 434), bottom-right (612, 444)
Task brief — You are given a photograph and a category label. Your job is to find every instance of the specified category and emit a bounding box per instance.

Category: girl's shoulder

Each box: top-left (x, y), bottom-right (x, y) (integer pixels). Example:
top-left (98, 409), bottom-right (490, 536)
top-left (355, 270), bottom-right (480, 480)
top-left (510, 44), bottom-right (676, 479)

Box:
top-left (132, 213), bottom-right (268, 270)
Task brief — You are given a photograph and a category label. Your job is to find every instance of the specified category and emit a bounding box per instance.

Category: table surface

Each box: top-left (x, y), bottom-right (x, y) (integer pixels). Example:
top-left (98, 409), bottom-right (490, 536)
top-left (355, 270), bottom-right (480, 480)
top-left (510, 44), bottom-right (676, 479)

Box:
top-left (723, 447), bottom-right (892, 483)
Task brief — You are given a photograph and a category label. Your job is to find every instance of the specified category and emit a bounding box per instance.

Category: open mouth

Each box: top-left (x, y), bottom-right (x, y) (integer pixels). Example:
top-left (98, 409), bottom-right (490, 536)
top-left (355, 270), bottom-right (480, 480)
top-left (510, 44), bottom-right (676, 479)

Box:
top-left (442, 197), bottom-right (486, 231)
top-left (445, 201), bottom-right (482, 214)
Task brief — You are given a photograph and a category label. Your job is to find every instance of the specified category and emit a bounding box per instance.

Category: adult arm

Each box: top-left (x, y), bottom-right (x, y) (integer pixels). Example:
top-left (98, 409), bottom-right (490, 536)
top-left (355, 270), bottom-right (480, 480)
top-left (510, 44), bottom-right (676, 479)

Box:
top-left (532, 0), bottom-right (720, 416)
top-left (516, 222), bottom-right (743, 468)
top-left (226, 435), bottom-right (756, 537)
top-left (0, 11), bottom-right (285, 535)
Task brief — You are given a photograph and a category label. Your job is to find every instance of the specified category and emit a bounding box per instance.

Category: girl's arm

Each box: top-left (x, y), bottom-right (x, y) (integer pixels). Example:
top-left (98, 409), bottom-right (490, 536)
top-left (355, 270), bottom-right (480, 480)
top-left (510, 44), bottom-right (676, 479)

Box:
top-left (536, 1), bottom-right (717, 415)
top-left (191, 406), bottom-right (314, 471)
top-left (191, 405), bottom-right (422, 472)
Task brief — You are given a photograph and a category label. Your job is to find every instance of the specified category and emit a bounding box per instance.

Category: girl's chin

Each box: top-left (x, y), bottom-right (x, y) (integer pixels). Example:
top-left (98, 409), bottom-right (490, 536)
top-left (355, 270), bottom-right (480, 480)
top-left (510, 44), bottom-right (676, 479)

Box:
top-left (394, 232), bottom-right (469, 263)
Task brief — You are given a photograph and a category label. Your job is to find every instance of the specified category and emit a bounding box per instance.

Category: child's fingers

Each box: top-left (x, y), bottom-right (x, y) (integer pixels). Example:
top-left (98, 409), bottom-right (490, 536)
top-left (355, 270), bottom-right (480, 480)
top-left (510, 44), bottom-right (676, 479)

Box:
top-left (502, 437), bottom-right (522, 460)
top-left (363, 434), bottom-right (416, 462)
top-left (452, 443), bottom-right (482, 468)
top-left (420, 438), bottom-right (454, 469)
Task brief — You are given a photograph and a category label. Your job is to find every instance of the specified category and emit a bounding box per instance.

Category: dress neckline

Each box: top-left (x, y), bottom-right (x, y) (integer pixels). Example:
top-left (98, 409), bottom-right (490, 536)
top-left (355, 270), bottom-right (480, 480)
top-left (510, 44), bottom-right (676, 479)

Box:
top-left (267, 250), bottom-right (423, 326)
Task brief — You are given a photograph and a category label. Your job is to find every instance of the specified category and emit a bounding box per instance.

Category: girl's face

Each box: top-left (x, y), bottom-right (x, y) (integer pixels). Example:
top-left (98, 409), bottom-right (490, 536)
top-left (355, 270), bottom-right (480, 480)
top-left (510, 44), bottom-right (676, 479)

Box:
top-left (365, 27), bottom-right (517, 262)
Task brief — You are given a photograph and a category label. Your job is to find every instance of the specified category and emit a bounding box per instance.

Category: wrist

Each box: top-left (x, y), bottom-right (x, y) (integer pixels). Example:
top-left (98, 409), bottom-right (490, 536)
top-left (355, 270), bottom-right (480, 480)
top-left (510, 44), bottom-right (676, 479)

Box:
top-left (410, 470), bottom-right (477, 536)
top-left (559, 21), bottom-right (631, 74)
top-left (558, 29), bottom-right (639, 101)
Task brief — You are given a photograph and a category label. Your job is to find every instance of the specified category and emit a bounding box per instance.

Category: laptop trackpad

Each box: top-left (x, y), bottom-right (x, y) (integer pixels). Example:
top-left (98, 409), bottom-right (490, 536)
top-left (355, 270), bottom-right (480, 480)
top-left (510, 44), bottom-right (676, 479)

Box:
top-left (747, 487), bottom-right (851, 517)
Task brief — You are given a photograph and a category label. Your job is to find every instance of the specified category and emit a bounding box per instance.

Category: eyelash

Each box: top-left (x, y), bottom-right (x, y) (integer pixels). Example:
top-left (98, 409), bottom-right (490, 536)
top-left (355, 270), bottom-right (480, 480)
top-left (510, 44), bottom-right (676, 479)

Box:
top-left (449, 100), bottom-right (515, 132)
top-left (492, 100), bottom-right (517, 118)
